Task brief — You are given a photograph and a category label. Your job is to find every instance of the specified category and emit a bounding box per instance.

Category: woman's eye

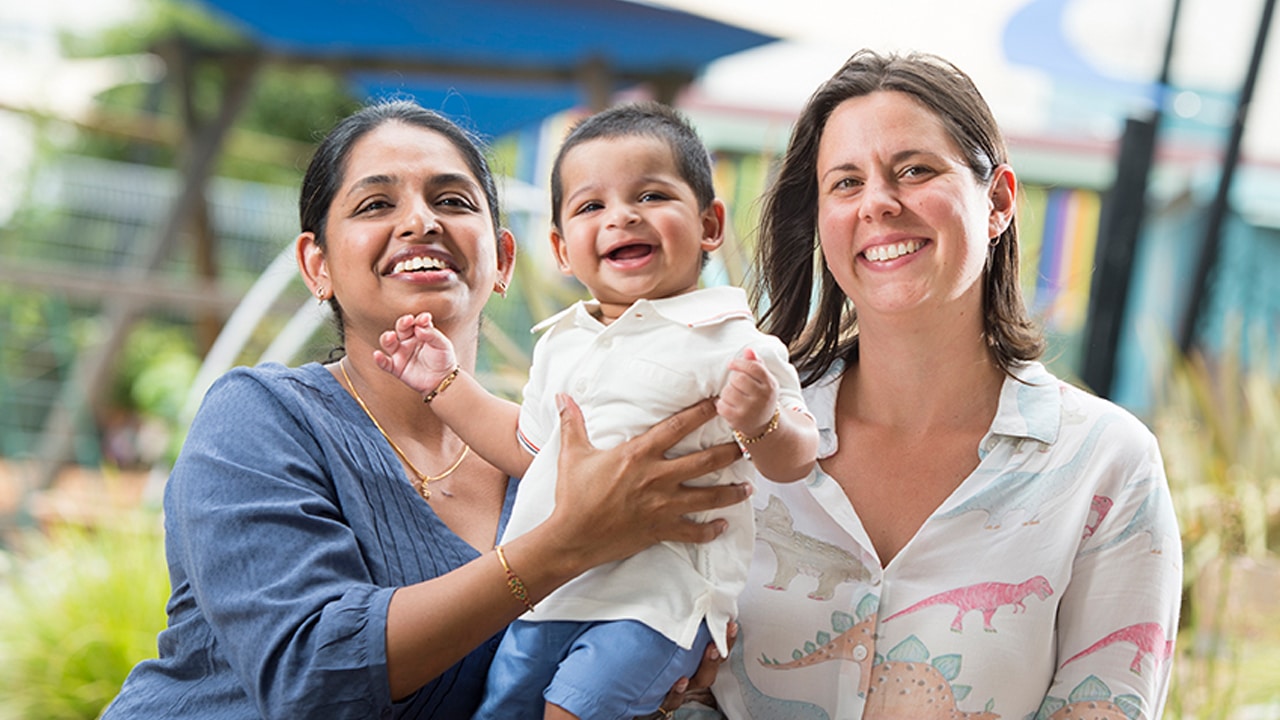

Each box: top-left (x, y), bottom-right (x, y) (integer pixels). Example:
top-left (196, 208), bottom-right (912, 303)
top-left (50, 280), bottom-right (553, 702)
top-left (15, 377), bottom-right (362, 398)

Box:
top-left (438, 194), bottom-right (478, 211)
top-left (902, 165), bottom-right (934, 179)
top-left (356, 199), bottom-right (390, 214)
top-left (832, 177), bottom-right (860, 191)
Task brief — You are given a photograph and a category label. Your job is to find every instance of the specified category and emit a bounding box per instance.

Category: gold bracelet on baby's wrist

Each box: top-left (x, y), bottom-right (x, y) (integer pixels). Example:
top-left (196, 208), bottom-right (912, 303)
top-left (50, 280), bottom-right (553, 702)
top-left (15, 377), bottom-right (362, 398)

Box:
top-left (422, 366), bottom-right (460, 403)
top-left (733, 406), bottom-right (780, 445)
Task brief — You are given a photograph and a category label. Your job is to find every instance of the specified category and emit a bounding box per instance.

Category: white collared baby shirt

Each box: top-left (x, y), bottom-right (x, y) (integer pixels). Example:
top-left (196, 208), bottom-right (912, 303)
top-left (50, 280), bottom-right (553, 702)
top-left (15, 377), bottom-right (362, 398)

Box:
top-left (501, 285), bottom-right (810, 656)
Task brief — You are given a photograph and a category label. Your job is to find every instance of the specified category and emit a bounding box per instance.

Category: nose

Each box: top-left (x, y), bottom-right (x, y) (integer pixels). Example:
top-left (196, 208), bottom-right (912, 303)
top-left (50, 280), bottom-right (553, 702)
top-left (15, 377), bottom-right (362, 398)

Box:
top-left (859, 175), bottom-right (901, 223)
top-left (605, 203), bottom-right (641, 229)
top-left (399, 199), bottom-right (441, 238)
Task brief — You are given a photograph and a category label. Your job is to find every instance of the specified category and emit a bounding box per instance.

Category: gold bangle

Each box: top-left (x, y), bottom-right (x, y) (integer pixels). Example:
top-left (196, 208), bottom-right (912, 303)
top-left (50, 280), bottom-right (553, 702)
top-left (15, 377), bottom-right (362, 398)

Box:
top-left (495, 545), bottom-right (535, 613)
top-left (733, 406), bottom-right (780, 445)
top-left (422, 366), bottom-right (460, 404)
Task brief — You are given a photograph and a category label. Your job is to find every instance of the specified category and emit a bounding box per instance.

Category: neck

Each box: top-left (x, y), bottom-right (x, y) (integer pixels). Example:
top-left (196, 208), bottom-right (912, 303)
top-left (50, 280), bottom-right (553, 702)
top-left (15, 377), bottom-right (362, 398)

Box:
top-left (592, 299), bottom-right (630, 326)
top-left (847, 304), bottom-right (1003, 431)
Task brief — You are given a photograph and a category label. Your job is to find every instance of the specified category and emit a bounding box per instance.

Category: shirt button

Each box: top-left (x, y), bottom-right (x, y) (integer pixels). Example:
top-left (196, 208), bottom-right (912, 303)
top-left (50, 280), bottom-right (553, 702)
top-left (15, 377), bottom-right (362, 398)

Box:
top-left (599, 337), bottom-right (612, 349)
top-left (574, 379), bottom-right (588, 394)
top-left (983, 437), bottom-right (998, 451)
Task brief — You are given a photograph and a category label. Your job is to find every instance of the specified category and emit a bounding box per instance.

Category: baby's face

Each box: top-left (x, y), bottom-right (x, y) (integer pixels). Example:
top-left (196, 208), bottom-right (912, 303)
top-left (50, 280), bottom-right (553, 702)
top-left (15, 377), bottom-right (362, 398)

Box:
top-left (550, 135), bottom-right (722, 322)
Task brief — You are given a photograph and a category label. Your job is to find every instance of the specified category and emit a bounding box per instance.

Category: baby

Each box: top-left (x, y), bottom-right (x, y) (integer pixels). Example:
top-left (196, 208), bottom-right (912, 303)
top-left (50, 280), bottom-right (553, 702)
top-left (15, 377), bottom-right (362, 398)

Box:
top-left (377, 102), bottom-right (817, 719)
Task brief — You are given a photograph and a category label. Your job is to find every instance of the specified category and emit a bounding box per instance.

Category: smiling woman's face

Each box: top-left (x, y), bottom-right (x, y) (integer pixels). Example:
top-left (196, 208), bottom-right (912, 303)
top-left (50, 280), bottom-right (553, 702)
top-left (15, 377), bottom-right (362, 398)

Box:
top-left (815, 90), bottom-right (1008, 324)
top-left (311, 121), bottom-right (512, 345)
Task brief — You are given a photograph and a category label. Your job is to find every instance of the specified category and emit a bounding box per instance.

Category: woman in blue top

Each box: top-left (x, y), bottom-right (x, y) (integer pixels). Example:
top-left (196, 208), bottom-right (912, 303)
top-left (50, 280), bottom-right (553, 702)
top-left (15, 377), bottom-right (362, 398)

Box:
top-left (102, 100), bottom-right (746, 719)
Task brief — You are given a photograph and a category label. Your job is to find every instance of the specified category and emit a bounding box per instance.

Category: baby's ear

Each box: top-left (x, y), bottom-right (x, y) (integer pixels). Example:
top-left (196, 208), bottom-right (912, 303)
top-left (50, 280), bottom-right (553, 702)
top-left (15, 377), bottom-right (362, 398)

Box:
top-left (701, 198), bottom-right (727, 252)
top-left (549, 228), bottom-right (574, 275)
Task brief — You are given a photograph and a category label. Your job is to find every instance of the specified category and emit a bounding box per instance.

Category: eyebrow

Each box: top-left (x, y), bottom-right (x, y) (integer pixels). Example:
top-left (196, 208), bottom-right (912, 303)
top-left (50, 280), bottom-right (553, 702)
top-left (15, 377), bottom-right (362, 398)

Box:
top-left (564, 174), bottom-right (681, 204)
top-left (344, 172), bottom-right (480, 198)
top-left (820, 149), bottom-right (937, 182)
top-left (345, 174), bottom-right (395, 198)
top-left (431, 172), bottom-right (482, 192)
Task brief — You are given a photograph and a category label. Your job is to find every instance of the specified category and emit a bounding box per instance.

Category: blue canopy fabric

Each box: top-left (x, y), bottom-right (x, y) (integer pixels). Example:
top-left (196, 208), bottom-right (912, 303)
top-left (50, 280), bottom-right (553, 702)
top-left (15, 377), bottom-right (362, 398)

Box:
top-left (193, 0), bottom-right (779, 137)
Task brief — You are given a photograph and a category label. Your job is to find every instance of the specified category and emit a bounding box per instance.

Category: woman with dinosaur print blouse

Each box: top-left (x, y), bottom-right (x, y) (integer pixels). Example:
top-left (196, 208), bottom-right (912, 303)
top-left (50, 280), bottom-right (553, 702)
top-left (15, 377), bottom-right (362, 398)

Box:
top-left (703, 50), bottom-right (1181, 720)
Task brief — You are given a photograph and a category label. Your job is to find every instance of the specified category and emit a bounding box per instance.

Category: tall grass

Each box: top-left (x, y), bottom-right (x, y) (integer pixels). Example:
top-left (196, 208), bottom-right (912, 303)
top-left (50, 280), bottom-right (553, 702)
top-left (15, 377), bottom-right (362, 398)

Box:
top-left (1154, 326), bottom-right (1280, 717)
top-left (0, 512), bottom-right (169, 720)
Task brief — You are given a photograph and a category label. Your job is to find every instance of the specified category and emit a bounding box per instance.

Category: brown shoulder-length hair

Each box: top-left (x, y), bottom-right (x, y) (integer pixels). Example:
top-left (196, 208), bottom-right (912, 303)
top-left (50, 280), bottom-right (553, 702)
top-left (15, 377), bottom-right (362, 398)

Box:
top-left (753, 49), bottom-right (1044, 386)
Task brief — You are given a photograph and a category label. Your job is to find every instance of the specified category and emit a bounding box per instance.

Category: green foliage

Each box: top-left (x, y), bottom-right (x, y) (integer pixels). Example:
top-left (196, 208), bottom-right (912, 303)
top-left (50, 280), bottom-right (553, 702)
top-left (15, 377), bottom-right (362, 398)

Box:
top-left (0, 513), bottom-right (169, 720)
top-left (1155, 323), bottom-right (1280, 717)
top-left (113, 322), bottom-right (198, 421)
top-left (62, 0), bottom-right (360, 185)
top-left (65, 0), bottom-right (247, 57)
top-left (1157, 325), bottom-right (1279, 574)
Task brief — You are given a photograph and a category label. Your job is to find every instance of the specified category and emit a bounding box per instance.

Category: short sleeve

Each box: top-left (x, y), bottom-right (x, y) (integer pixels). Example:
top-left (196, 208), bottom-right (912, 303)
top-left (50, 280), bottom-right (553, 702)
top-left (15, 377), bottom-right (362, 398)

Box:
top-left (748, 334), bottom-right (811, 420)
top-left (516, 330), bottom-right (557, 455)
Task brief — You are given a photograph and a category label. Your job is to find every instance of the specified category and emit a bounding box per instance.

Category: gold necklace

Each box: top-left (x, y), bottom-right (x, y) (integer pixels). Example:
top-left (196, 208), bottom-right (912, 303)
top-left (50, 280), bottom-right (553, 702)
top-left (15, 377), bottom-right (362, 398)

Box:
top-left (340, 357), bottom-right (470, 500)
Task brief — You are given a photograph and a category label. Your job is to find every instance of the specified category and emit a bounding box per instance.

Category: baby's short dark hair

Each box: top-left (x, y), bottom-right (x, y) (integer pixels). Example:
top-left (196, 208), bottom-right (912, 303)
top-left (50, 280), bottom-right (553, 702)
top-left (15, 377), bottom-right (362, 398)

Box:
top-left (549, 101), bottom-right (715, 230)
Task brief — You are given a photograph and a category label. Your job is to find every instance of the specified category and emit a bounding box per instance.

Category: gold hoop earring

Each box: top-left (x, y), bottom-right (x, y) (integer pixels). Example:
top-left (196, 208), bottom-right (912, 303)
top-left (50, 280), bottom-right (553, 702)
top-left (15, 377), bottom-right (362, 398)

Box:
top-left (316, 286), bottom-right (328, 305)
top-left (495, 280), bottom-right (508, 298)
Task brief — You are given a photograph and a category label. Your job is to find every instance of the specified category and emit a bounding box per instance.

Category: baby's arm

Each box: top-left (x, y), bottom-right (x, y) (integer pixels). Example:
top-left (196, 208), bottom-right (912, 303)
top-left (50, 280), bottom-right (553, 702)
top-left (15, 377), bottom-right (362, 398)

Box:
top-left (716, 348), bottom-right (817, 483)
top-left (374, 312), bottom-right (531, 479)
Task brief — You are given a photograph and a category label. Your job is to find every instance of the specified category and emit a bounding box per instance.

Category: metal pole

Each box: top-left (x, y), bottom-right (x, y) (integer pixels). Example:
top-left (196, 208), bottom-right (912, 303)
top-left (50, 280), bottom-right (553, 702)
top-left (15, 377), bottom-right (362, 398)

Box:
top-left (1079, 0), bottom-right (1182, 397)
top-left (1178, 0), bottom-right (1277, 352)
top-left (28, 46), bottom-right (259, 495)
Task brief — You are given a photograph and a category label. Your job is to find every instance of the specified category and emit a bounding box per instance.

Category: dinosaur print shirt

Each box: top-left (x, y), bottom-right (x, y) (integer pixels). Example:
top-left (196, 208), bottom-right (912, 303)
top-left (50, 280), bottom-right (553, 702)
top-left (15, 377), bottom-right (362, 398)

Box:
top-left (710, 360), bottom-right (1182, 720)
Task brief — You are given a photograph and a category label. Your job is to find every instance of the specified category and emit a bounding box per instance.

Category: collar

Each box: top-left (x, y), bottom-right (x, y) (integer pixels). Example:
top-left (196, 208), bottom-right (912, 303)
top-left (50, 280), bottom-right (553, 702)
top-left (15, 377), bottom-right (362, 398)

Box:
top-left (807, 359), bottom-right (1061, 459)
top-left (530, 285), bottom-right (754, 333)
top-left (987, 361), bottom-right (1060, 445)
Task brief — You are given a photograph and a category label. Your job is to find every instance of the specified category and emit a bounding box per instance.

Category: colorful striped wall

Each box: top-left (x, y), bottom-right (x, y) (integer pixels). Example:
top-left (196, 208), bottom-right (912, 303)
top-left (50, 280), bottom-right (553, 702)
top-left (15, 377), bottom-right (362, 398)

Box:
top-left (1019, 185), bottom-right (1103, 335)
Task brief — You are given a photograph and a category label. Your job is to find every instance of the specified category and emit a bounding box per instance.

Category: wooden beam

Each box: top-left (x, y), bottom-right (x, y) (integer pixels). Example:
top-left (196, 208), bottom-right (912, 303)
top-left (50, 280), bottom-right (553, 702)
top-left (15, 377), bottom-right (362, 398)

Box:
top-left (0, 261), bottom-right (255, 314)
top-left (29, 48), bottom-right (262, 493)
top-left (0, 101), bottom-right (313, 167)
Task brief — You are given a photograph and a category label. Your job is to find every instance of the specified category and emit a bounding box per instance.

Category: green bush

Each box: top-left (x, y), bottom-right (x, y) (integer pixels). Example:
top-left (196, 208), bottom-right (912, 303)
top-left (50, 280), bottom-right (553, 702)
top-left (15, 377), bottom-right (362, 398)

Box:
top-left (1155, 325), bottom-right (1280, 716)
top-left (0, 512), bottom-right (169, 720)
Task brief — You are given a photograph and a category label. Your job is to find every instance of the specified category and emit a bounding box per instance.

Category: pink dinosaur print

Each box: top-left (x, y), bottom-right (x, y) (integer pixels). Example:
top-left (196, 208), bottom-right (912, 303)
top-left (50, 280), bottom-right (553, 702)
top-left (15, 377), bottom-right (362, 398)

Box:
top-left (1061, 621), bottom-right (1174, 676)
top-left (1083, 495), bottom-right (1113, 540)
top-left (882, 576), bottom-right (1054, 633)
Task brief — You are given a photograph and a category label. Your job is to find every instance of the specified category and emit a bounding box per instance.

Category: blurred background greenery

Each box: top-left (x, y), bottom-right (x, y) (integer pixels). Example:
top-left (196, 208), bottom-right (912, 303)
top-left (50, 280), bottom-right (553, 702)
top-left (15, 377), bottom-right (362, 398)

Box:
top-left (1, 0), bottom-right (1278, 717)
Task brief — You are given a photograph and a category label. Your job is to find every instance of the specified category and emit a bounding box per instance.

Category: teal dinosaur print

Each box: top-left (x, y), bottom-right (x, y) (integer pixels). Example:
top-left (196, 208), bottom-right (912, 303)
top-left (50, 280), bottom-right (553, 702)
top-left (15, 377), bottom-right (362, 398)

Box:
top-left (1078, 476), bottom-right (1175, 557)
top-left (729, 629), bottom-right (830, 720)
top-left (940, 414), bottom-right (1119, 528)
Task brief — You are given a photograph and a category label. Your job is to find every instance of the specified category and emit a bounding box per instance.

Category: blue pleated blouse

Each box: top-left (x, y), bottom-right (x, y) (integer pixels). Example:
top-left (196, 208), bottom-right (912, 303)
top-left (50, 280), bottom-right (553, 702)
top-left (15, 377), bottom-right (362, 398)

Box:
top-left (102, 362), bottom-right (517, 719)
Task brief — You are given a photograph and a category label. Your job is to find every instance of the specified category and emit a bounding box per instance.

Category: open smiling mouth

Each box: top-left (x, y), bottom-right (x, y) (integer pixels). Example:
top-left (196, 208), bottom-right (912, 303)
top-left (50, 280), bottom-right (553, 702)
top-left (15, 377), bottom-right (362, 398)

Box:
top-left (392, 256), bottom-right (454, 274)
top-left (864, 239), bottom-right (924, 262)
top-left (606, 244), bottom-right (654, 262)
